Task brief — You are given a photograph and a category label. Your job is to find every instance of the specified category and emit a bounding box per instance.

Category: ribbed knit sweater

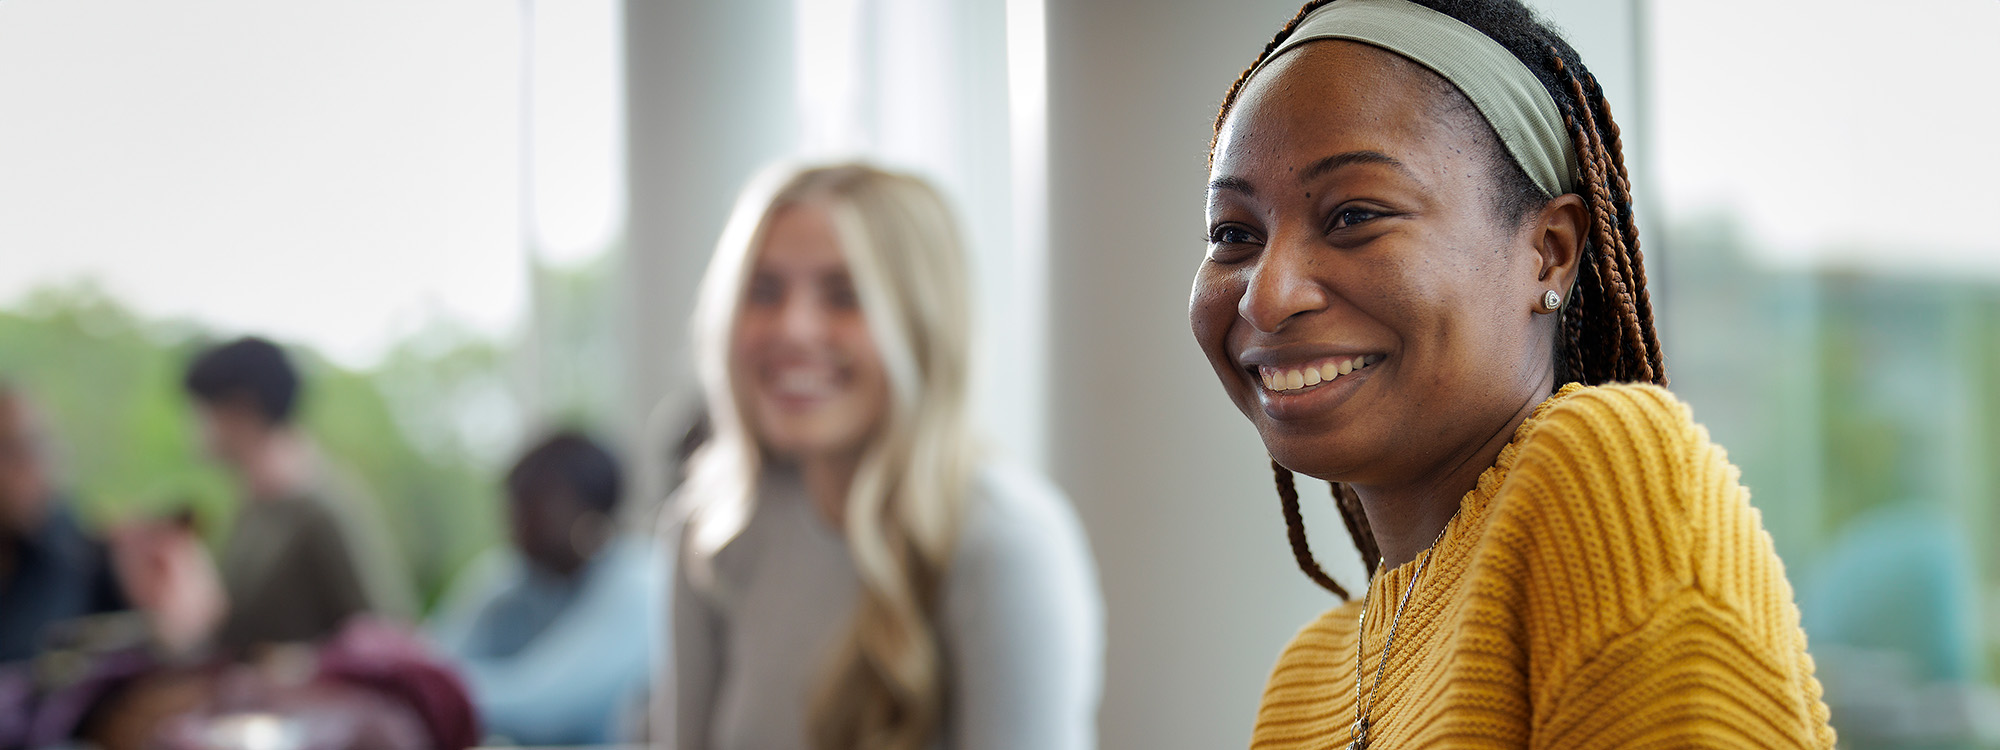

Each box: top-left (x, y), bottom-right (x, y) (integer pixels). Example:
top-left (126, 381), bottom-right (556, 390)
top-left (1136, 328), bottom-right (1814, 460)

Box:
top-left (1251, 383), bottom-right (1836, 749)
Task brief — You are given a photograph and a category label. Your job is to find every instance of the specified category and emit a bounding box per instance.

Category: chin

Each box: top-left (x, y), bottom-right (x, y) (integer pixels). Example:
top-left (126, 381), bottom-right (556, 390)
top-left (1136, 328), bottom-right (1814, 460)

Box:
top-left (1257, 427), bottom-right (1366, 484)
top-left (757, 419), bottom-right (865, 458)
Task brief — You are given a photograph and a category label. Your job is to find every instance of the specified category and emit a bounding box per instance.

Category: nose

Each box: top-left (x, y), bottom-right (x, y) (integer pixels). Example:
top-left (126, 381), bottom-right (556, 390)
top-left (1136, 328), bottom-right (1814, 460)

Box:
top-left (1238, 236), bottom-right (1328, 333)
top-left (778, 288), bottom-right (830, 343)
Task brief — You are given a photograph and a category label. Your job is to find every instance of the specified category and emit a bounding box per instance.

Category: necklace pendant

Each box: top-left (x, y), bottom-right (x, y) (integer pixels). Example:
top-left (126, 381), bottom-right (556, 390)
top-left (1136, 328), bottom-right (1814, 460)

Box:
top-left (1351, 718), bottom-right (1369, 749)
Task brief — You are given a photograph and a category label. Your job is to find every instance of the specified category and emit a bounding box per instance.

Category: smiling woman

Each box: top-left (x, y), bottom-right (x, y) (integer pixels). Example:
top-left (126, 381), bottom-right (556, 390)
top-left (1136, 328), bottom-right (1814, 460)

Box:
top-left (1190, 1), bottom-right (1835, 748)
top-left (669, 163), bottom-right (1101, 750)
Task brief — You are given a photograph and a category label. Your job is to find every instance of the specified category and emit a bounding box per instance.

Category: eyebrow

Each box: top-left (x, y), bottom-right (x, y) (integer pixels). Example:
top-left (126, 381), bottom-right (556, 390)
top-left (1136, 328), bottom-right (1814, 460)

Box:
top-left (1300, 150), bottom-right (1410, 182)
top-left (1207, 150), bottom-right (1414, 197)
top-left (1207, 174), bottom-right (1257, 197)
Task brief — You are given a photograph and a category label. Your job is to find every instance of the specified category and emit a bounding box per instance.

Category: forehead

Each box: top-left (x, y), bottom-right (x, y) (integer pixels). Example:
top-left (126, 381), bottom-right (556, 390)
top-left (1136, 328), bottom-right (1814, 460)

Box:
top-left (757, 202), bottom-right (847, 271)
top-left (1214, 40), bottom-right (1465, 181)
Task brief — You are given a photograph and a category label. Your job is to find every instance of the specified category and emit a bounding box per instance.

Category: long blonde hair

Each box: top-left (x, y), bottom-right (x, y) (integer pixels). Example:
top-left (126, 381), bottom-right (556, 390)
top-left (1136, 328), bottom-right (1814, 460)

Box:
top-left (681, 162), bottom-right (979, 750)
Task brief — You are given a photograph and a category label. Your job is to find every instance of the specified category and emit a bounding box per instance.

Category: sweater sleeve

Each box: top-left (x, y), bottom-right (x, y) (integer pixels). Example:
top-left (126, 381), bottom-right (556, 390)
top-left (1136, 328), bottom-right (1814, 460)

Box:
top-left (1479, 384), bottom-right (1834, 749)
top-left (671, 535), bottom-right (723, 750)
top-left (940, 466), bottom-right (1104, 750)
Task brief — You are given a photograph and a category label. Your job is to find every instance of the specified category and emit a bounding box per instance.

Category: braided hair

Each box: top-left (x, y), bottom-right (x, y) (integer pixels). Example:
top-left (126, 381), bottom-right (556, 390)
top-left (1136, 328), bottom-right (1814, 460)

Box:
top-left (1215, 0), bottom-right (1668, 598)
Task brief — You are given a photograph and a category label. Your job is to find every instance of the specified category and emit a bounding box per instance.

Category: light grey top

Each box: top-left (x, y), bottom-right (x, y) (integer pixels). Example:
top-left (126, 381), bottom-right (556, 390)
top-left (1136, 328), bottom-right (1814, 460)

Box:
top-left (670, 463), bottom-right (1103, 750)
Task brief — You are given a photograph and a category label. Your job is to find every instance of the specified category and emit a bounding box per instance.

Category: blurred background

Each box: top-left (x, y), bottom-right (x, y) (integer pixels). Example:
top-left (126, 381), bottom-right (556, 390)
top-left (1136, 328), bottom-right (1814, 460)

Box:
top-left (2, 0), bottom-right (1996, 748)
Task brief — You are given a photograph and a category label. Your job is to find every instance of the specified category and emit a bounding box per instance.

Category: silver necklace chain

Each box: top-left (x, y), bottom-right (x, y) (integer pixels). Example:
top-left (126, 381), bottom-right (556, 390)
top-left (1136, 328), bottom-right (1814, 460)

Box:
top-left (1350, 510), bottom-right (1459, 750)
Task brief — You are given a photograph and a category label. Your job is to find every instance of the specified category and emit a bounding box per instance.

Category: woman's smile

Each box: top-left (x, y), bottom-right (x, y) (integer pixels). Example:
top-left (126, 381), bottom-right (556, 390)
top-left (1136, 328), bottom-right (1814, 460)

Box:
top-left (1239, 348), bottom-right (1386, 421)
top-left (758, 357), bottom-right (855, 411)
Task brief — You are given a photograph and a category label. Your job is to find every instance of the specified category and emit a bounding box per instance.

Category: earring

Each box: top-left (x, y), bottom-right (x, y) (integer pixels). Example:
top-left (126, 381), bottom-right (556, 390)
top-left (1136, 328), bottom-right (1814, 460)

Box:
top-left (1541, 290), bottom-right (1561, 311)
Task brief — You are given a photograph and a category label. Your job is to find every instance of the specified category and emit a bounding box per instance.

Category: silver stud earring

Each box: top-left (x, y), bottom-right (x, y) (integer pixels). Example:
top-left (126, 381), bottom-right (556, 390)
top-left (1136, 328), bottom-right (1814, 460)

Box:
top-left (1542, 290), bottom-right (1561, 311)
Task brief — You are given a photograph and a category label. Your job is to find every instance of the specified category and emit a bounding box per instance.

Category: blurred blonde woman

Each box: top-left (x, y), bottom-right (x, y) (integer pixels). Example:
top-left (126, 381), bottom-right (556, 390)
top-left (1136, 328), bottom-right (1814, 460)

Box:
top-left (669, 163), bottom-right (1102, 750)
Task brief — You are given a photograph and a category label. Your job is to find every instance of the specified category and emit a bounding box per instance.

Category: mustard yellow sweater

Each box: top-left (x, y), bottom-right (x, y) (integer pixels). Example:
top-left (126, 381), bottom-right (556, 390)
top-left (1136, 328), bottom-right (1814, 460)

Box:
top-left (1251, 384), bottom-right (1835, 749)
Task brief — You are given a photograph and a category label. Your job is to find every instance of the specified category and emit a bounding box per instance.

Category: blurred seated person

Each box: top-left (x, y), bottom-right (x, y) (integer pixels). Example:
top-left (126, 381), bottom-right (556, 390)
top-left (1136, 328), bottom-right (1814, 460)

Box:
top-left (427, 431), bottom-right (664, 745)
top-left (0, 382), bottom-right (127, 663)
top-left (181, 337), bottom-right (415, 652)
top-left (25, 617), bottom-right (480, 750)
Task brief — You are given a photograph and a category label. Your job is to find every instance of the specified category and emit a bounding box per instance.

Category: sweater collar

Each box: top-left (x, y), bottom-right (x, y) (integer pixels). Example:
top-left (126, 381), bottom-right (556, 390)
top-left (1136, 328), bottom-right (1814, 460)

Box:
top-left (1363, 383), bottom-right (1590, 604)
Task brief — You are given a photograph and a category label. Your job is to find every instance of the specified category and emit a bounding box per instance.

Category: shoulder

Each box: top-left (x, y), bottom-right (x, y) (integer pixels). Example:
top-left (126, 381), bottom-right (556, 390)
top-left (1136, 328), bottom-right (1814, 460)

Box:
top-left (1516, 383), bottom-right (1701, 469)
top-left (249, 494), bottom-right (343, 542)
top-left (426, 548), bottom-right (520, 634)
top-left (34, 504), bottom-right (103, 559)
top-left (1253, 602), bottom-right (1363, 739)
top-left (952, 464), bottom-right (1096, 585)
top-left (1500, 383), bottom-right (1723, 528)
top-left (1264, 601), bottom-right (1362, 678)
top-left (594, 535), bottom-right (669, 594)
top-left (1478, 383), bottom-right (1801, 647)
top-left (937, 465), bottom-right (1104, 738)
top-left (942, 463), bottom-right (1102, 637)
top-left (1478, 385), bottom-right (1720, 622)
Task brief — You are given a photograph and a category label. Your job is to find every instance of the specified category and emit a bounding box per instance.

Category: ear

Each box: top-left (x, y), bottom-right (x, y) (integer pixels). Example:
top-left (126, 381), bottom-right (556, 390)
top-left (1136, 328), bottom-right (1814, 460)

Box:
top-left (1528, 193), bottom-right (1588, 307)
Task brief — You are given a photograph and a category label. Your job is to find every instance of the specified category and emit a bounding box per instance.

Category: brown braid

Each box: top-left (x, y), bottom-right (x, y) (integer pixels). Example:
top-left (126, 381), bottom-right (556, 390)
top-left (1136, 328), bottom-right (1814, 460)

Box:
top-left (1559, 58), bottom-right (1645, 382)
top-left (1274, 460), bottom-right (1351, 598)
top-left (1330, 481), bottom-right (1379, 578)
top-left (1588, 75), bottom-right (1666, 380)
top-left (1552, 54), bottom-right (1663, 386)
top-left (1218, 0), bottom-right (1669, 599)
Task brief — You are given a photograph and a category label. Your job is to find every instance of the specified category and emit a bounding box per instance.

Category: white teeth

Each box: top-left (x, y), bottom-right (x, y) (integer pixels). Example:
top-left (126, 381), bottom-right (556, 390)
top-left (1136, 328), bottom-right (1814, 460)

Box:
top-left (776, 368), bottom-right (835, 395)
top-left (1259, 355), bottom-right (1384, 392)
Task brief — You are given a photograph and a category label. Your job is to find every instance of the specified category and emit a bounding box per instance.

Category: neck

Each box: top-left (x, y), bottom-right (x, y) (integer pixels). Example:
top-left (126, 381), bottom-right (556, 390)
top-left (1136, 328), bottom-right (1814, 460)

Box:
top-left (243, 429), bottom-right (313, 502)
top-left (1352, 380), bottom-right (1552, 571)
top-left (800, 449), bottom-right (863, 528)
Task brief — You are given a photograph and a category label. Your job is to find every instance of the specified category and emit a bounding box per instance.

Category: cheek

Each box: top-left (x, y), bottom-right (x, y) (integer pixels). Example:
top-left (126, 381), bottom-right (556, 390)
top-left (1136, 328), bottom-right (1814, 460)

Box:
top-left (729, 313), bottom-right (778, 373)
top-left (834, 316), bottom-right (889, 395)
top-left (1189, 266), bottom-right (1246, 360)
top-left (1361, 237), bottom-right (1478, 343)
top-left (1369, 238), bottom-right (1530, 405)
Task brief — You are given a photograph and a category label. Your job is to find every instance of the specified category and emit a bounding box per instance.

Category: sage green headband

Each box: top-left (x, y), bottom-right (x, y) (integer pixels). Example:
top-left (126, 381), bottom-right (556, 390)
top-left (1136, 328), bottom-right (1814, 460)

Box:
top-left (1246, 0), bottom-right (1580, 197)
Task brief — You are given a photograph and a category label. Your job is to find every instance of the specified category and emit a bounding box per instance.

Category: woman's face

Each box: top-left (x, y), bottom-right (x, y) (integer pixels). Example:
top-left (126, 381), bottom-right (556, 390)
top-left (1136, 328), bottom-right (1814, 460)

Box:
top-left (732, 202), bottom-right (891, 462)
top-left (1191, 41), bottom-right (1570, 484)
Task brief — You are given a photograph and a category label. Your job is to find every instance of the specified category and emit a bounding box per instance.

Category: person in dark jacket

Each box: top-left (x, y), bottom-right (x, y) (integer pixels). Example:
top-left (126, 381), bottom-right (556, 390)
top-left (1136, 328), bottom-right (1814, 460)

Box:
top-left (0, 382), bottom-right (125, 664)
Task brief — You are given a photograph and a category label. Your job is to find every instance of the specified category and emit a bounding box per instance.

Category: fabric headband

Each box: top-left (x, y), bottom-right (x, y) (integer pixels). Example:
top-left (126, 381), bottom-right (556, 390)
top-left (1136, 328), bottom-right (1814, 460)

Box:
top-left (1245, 0), bottom-right (1580, 197)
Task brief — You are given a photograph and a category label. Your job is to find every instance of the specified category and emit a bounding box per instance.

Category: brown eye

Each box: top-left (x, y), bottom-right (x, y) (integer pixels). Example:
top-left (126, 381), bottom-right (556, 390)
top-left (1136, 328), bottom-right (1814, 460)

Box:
top-left (1330, 207), bottom-right (1383, 230)
top-left (823, 274), bottom-right (860, 310)
top-left (1205, 224), bottom-right (1261, 264)
top-left (1208, 224), bottom-right (1258, 246)
top-left (747, 275), bottom-right (784, 307)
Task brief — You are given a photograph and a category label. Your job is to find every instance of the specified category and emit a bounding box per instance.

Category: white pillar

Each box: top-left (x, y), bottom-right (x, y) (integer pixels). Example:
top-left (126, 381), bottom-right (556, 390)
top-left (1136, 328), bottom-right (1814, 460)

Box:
top-left (1041, 2), bottom-right (1355, 747)
top-left (622, 0), bottom-right (799, 507)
